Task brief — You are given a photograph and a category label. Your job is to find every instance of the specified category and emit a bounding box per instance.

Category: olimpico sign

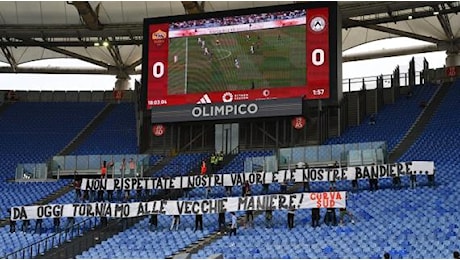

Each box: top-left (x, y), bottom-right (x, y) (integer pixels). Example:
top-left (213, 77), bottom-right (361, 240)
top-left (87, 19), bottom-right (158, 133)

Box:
top-left (191, 103), bottom-right (259, 118)
top-left (151, 98), bottom-right (303, 123)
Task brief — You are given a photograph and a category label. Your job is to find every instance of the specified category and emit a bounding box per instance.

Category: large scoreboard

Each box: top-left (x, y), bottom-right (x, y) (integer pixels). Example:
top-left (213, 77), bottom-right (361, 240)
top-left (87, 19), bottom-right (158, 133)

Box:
top-left (143, 2), bottom-right (339, 123)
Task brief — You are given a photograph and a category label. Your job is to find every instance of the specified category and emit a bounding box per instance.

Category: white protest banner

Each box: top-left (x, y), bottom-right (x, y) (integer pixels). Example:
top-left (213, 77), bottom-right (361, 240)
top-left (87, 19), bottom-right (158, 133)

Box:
top-left (10, 191), bottom-right (346, 221)
top-left (80, 161), bottom-right (434, 191)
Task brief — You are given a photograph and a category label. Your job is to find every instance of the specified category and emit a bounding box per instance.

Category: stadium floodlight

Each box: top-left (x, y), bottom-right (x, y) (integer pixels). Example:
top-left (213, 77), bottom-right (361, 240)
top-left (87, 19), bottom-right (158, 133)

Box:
top-left (433, 11), bottom-right (439, 15)
top-left (94, 42), bottom-right (100, 47)
top-left (102, 40), bottom-right (109, 47)
top-left (408, 15), bottom-right (413, 19)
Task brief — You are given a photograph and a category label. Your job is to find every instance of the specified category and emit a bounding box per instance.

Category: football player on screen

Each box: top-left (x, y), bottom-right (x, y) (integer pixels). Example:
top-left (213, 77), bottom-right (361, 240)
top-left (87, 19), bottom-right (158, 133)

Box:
top-left (250, 45), bottom-right (255, 54)
top-left (234, 58), bottom-right (240, 69)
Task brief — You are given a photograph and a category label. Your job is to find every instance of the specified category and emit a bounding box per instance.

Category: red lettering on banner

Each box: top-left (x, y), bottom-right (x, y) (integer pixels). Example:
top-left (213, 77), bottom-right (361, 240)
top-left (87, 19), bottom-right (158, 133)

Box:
top-left (310, 192), bottom-right (341, 208)
top-left (147, 24), bottom-right (169, 109)
top-left (306, 8), bottom-right (330, 99)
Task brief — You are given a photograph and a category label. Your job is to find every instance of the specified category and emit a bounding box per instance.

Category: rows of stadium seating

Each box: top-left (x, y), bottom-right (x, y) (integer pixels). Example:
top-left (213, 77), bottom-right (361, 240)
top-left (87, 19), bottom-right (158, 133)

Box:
top-left (70, 103), bottom-right (138, 155)
top-left (0, 102), bottom-right (137, 258)
top-left (0, 102), bottom-right (107, 219)
top-left (326, 84), bottom-right (438, 151)
top-left (1, 189), bottom-right (101, 258)
top-left (0, 79), bottom-right (453, 259)
top-left (154, 152), bottom-right (210, 177)
top-left (218, 150), bottom-right (274, 174)
top-left (69, 84), bottom-right (442, 259)
top-left (189, 81), bottom-right (459, 259)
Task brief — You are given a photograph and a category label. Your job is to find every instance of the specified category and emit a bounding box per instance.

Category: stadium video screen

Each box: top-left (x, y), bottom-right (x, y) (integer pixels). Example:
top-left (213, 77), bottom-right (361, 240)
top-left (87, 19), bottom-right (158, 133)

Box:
top-left (144, 3), bottom-right (335, 109)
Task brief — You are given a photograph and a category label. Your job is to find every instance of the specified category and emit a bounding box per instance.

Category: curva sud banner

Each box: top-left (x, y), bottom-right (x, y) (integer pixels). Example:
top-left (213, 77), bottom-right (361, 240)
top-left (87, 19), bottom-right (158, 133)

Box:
top-left (150, 98), bottom-right (303, 123)
top-left (80, 161), bottom-right (435, 191)
top-left (10, 191), bottom-right (346, 220)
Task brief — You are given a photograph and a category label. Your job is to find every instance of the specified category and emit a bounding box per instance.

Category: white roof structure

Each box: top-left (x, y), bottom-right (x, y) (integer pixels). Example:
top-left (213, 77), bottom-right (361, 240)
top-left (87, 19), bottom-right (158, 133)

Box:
top-left (0, 1), bottom-right (459, 78)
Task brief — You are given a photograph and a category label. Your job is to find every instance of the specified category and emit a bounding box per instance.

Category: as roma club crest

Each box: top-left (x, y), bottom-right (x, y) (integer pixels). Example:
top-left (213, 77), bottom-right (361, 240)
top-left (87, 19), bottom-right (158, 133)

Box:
top-left (151, 29), bottom-right (167, 47)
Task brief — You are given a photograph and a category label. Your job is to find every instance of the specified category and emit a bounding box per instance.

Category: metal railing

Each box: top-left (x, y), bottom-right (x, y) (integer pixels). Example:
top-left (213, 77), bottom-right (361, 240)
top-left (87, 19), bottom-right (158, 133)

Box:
top-left (2, 217), bottom-right (99, 259)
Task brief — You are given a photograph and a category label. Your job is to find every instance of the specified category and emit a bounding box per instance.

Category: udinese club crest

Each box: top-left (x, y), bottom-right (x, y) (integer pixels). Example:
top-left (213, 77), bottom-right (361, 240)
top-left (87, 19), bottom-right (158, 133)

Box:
top-left (309, 16), bottom-right (326, 33)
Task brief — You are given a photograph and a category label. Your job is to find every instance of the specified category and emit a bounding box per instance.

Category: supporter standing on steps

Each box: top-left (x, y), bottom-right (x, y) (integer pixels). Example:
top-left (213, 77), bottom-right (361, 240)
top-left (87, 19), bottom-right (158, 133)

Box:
top-left (229, 212), bottom-right (237, 236)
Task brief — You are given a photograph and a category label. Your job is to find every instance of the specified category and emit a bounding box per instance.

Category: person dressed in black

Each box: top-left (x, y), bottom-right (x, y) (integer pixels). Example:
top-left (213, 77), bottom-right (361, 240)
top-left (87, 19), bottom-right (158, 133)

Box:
top-left (265, 210), bottom-right (273, 228)
top-left (8, 209), bottom-right (16, 233)
top-left (245, 210), bottom-right (254, 228)
top-left (101, 215), bottom-right (108, 227)
top-left (392, 174), bottom-right (401, 189)
top-left (383, 252), bottom-right (391, 259)
top-left (225, 186), bottom-right (232, 197)
top-left (453, 251), bottom-right (460, 259)
top-left (410, 171), bottom-right (417, 189)
top-left (427, 169), bottom-right (436, 188)
top-left (262, 183), bottom-right (270, 195)
top-left (194, 214), bottom-right (203, 232)
top-left (34, 218), bottom-right (43, 234)
top-left (22, 219), bottom-right (30, 233)
top-left (311, 208), bottom-right (320, 228)
top-left (149, 214), bottom-right (158, 231)
top-left (53, 217), bottom-right (61, 233)
top-left (324, 207), bottom-right (337, 226)
top-left (65, 217), bottom-right (75, 234)
top-left (303, 163), bottom-right (310, 192)
top-left (280, 180), bottom-right (288, 194)
top-left (287, 207), bottom-right (295, 229)
top-left (218, 212), bottom-right (226, 234)
top-left (242, 180), bottom-right (251, 197)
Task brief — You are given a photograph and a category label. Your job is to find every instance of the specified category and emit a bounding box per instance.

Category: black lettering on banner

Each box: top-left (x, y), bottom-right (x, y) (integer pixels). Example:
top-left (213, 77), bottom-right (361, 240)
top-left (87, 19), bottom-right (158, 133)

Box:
top-left (231, 174), bottom-right (244, 186)
top-left (114, 179), bottom-right (120, 190)
top-left (333, 169), bottom-right (341, 181)
top-left (278, 195), bottom-right (287, 209)
top-left (288, 194), bottom-right (297, 209)
top-left (114, 204), bottom-right (125, 218)
top-left (220, 198), bottom-right (228, 213)
top-left (317, 169), bottom-right (324, 181)
top-left (72, 204), bottom-right (80, 216)
top-left (191, 201), bottom-right (201, 214)
top-left (137, 202), bottom-right (146, 216)
top-left (37, 205), bottom-right (64, 218)
top-left (405, 162), bottom-right (413, 175)
top-left (379, 165), bottom-right (388, 178)
top-left (298, 194), bottom-right (304, 208)
top-left (396, 163), bottom-right (404, 176)
top-left (362, 166), bottom-right (369, 179)
top-left (214, 174), bottom-right (222, 186)
top-left (122, 178), bottom-right (130, 190)
top-left (183, 201), bottom-right (192, 214)
top-left (354, 167), bottom-right (361, 179)
top-left (13, 207), bottom-right (27, 220)
top-left (168, 178), bottom-right (174, 189)
top-left (246, 197), bottom-right (254, 210)
top-left (272, 172), bottom-right (279, 183)
top-left (238, 197), bottom-right (248, 211)
top-left (200, 200), bottom-right (208, 214)
top-left (302, 169), bottom-right (308, 182)
top-left (256, 195), bottom-right (269, 210)
top-left (340, 168), bottom-right (347, 180)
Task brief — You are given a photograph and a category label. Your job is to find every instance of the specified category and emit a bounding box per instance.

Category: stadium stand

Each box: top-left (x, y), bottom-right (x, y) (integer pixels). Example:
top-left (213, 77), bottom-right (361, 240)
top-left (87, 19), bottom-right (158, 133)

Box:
top-left (70, 103), bottom-right (138, 155)
top-left (0, 102), bottom-right (107, 218)
top-left (189, 80), bottom-right (460, 259)
top-left (154, 152), bottom-right (210, 177)
top-left (326, 84), bottom-right (438, 151)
